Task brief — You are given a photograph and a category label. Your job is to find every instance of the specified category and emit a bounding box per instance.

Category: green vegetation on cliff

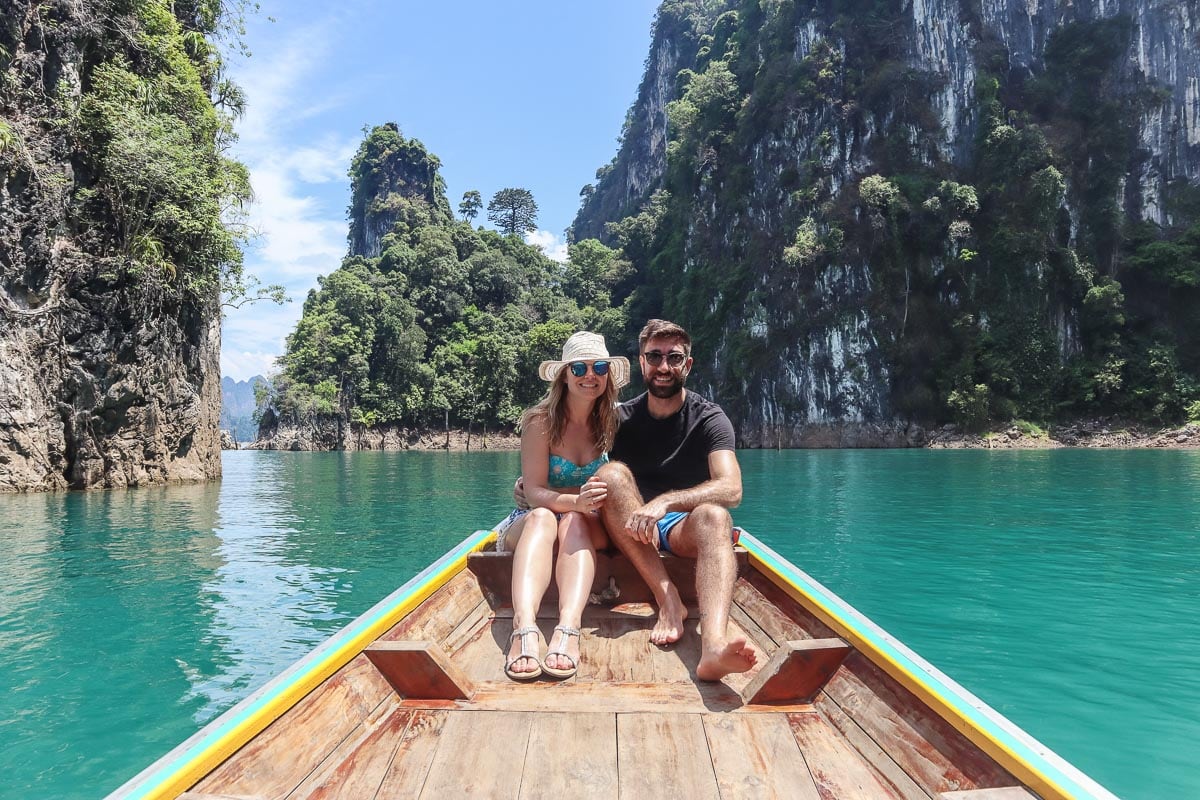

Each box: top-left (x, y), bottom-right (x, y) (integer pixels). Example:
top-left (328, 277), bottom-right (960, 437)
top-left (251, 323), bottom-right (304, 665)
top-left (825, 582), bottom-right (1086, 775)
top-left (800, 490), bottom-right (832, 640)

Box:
top-left (573, 0), bottom-right (1199, 431)
top-left (266, 124), bottom-right (630, 432)
top-left (2, 0), bottom-right (258, 303)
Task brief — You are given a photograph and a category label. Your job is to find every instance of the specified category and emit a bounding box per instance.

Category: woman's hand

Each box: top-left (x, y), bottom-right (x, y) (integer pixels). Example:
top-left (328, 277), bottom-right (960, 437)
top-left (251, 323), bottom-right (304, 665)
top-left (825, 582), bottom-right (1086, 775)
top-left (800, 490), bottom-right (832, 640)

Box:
top-left (575, 476), bottom-right (608, 513)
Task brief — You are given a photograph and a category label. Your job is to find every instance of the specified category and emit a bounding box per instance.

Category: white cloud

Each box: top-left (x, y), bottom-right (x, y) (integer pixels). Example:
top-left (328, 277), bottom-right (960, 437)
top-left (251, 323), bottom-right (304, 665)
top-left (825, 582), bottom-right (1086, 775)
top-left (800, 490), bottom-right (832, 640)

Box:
top-left (524, 229), bottom-right (570, 263)
top-left (220, 16), bottom-right (359, 378)
top-left (241, 158), bottom-right (349, 276)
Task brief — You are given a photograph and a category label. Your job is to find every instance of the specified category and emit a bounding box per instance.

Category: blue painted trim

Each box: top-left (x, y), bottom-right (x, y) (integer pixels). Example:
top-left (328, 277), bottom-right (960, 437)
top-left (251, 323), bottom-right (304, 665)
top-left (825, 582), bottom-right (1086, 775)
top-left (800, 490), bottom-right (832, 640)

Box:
top-left (739, 531), bottom-right (1118, 800)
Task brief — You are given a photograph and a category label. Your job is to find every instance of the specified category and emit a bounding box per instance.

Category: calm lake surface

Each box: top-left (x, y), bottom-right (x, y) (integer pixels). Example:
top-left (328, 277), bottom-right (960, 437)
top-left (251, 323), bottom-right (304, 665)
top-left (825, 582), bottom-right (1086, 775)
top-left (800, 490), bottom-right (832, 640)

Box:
top-left (1, 449), bottom-right (1197, 799)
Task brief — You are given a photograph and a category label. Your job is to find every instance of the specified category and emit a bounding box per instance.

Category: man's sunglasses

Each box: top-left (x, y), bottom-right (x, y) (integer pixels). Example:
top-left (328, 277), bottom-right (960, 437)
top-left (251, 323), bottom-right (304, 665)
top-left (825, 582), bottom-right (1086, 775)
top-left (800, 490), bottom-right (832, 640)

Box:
top-left (642, 350), bottom-right (687, 368)
top-left (569, 360), bottom-right (610, 377)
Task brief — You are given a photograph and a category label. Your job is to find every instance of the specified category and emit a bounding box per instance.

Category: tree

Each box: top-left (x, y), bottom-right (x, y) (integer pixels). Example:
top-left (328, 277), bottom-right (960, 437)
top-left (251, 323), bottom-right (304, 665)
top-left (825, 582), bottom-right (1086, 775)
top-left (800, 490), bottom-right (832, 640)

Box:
top-left (458, 189), bottom-right (482, 222)
top-left (487, 188), bottom-right (538, 236)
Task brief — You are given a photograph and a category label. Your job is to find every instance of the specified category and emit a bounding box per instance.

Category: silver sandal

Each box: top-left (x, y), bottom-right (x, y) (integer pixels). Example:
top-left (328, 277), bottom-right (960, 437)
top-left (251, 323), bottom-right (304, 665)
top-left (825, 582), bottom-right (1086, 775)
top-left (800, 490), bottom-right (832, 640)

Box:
top-left (543, 625), bottom-right (581, 679)
top-left (504, 625), bottom-right (543, 680)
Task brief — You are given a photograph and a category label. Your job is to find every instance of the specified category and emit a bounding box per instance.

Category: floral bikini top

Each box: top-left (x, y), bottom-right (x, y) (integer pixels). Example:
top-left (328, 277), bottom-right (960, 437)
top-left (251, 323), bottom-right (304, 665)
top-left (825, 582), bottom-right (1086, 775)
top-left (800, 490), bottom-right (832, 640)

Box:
top-left (547, 453), bottom-right (608, 489)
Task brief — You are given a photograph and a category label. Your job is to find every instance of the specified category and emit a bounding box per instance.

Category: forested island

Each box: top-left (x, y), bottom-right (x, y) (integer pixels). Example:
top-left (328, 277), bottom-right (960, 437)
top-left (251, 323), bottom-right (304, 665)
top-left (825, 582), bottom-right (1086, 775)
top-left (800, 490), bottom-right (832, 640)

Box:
top-left (3, 0), bottom-right (1200, 490)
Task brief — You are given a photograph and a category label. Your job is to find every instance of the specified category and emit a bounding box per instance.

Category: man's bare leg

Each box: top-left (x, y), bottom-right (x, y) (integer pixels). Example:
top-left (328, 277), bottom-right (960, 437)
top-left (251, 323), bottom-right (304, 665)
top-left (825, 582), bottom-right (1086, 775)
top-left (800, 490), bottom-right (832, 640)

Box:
top-left (594, 462), bottom-right (688, 644)
top-left (667, 504), bottom-right (758, 680)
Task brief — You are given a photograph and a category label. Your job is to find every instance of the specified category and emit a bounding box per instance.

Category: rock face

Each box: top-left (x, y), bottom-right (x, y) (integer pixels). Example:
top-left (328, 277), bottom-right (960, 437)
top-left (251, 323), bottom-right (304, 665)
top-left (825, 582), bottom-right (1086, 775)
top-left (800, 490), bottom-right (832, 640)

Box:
top-left (573, 0), bottom-right (1200, 444)
top-left (1, 2), bottom-right (230, 491)
top-left (1, 282), bottom-right (221, 491)
top-left (251, 409), bottom-right (517, 451)
top-left (347, 122), bottom-right (454, 258)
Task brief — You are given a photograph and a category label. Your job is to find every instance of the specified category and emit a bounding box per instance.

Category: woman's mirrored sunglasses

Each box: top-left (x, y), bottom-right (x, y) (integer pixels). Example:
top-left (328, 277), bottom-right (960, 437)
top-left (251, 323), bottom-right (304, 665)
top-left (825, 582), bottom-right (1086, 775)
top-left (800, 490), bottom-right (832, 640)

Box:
top-left (642, 350), bottom-right (687, 368)
top-left (569, 360), bottom-right (610, 377)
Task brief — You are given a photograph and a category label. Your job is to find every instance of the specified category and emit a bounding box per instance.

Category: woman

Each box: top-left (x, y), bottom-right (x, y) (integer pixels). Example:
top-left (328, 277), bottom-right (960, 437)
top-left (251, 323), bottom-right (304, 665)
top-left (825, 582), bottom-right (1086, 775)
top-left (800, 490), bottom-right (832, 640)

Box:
top-left (496, 331), bottom-right (629, 680)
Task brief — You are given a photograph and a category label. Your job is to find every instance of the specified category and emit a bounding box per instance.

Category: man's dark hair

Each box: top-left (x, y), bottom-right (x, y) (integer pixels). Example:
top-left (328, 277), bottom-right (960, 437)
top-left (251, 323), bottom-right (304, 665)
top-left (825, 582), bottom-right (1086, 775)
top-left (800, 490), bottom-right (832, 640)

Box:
top-left (639, 319), bottom-right (692, 355)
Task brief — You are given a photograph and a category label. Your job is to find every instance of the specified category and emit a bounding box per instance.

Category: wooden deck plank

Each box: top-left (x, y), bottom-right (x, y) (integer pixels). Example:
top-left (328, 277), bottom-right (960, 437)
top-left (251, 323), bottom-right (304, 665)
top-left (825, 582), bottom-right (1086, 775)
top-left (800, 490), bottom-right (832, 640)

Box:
top-left (618, 713), bottom-right (720, 800)
top-left (374, 709), bottom-right (449, 798)
top-left (728, 598), bottom-right (781, 653)
top-left (449, 614), bottom-right (512, 682)
top-left (287, 704), bottom-right (410, 800)
top-left (743, 572), bottom-right (839, 639)
top-left (442, 597), bottom-right (494, 654)
top-left (195, 654), bottom-right (393, 798)
top-left (586, 617), bottom-right (649, 683)
top-left (398, 681), bottom-right (794, 714)
top-left (940, 789), bottom-right (1038, 799)
top-left (380, 570), bottom-right (487, 647)
top-left (821, 654), bottom-right (1017, 795)
top-left (704, 713), bottom-right (822, 800)
top-left (418, 710), bottom-right (533, 799)
top-left (787, 711), bottom-right (906, 800)
top-left (520, 712), bottom-right (618, 800)
top-left (814, 697), bottom-right (932, 800)
top-left (734, 577), bottom-right (828, 644)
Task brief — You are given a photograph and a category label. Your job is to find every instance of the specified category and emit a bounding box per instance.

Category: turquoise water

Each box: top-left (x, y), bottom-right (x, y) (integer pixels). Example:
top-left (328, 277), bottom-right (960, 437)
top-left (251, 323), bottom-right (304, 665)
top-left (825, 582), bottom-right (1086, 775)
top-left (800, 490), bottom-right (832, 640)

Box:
top-left (1, 449), bottom-right (1197, 799)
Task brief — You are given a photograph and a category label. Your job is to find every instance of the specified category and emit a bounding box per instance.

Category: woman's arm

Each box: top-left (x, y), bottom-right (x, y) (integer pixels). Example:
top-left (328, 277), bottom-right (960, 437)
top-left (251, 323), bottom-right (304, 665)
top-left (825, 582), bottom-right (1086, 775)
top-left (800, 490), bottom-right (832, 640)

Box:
top-left (520, 417), bottom-right (584, 513)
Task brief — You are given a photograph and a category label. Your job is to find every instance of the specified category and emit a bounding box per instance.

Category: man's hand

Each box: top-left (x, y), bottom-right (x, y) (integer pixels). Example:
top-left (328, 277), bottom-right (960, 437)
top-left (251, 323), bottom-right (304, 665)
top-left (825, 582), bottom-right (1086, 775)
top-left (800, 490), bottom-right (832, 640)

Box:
top-left (624, 498), bottom-right (669, 546)
top-left (513, 477), bottom-right (529, 510)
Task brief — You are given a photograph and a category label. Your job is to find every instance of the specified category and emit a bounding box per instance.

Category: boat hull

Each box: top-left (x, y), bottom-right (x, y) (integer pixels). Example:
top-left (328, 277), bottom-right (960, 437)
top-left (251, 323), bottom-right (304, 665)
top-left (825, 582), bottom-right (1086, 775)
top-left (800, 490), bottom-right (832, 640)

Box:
top-left (109, 529), bottom-right (1117, 800)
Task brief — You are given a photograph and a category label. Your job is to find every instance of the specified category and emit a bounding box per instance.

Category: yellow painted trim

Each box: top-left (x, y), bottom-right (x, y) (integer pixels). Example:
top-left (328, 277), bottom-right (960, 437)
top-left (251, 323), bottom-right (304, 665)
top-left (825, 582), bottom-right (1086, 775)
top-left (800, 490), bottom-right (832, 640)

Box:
top-left (748, 549), bottom-right (1078, 800)
top-left (134, 531), bottom-right (496, 800)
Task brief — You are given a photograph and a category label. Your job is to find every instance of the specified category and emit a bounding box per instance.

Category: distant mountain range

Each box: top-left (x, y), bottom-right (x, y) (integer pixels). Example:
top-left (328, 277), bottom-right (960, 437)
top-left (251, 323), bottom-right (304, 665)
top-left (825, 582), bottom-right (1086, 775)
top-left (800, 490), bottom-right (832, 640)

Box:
top-left (220, 376), bottom-right (268, 443)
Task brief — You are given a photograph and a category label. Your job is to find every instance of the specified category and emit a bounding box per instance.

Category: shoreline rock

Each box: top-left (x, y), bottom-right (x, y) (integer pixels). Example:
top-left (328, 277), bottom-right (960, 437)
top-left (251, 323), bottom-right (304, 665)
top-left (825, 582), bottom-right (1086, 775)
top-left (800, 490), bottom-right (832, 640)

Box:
top-left (245, 415), bottom-right (1198, 452)
top-left (924, 420), bottom-right (1200, 450)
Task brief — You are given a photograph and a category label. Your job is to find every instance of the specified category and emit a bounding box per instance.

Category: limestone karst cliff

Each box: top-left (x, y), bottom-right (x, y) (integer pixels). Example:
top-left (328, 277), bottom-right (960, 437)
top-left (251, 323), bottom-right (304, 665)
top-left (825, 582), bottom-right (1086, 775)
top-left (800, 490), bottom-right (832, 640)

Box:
top-left (574, 0), bottom-right (1200, 444)
top-left (1, 0), bottom-right (247, 490)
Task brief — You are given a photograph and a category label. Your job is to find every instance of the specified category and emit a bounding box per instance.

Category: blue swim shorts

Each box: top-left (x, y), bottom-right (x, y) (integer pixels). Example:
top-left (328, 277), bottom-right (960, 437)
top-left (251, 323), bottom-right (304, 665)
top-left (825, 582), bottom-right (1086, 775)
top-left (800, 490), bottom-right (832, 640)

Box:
top-left (655, 512), bottom-right (743, 554)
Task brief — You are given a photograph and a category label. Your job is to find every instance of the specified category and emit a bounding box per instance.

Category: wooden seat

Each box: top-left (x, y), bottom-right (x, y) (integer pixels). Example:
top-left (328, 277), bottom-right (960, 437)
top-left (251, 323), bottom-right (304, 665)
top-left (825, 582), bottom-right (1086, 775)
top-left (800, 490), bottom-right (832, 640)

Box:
top-left (365, 641), bottom-right (475, 700)
top-left (468, 547), bottom-right (750, 605)
top-left (739, 638), bottom-right (851, 704)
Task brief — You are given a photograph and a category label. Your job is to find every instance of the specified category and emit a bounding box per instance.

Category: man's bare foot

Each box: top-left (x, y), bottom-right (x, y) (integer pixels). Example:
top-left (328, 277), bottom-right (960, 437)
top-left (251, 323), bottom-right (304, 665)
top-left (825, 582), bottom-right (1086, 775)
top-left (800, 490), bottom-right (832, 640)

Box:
top-left (651, 588), bottom-right (689, 645)
top-left (696, 636), bottom-right (758, 681)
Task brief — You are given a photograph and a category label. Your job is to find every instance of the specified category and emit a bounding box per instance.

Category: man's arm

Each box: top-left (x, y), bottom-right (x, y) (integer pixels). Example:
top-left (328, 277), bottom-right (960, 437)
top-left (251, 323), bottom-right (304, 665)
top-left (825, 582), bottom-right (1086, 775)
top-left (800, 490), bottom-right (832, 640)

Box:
top-left (654, 449), bottom-right (742, 512)
top-left (622, 450), bottom-right (742, 543)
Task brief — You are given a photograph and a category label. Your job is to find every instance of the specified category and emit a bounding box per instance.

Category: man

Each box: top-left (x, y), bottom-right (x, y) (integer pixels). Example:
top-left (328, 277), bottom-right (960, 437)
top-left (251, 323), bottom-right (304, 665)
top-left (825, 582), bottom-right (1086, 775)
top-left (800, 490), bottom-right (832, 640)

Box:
top-left (590, 319), bottom-right (757, 681)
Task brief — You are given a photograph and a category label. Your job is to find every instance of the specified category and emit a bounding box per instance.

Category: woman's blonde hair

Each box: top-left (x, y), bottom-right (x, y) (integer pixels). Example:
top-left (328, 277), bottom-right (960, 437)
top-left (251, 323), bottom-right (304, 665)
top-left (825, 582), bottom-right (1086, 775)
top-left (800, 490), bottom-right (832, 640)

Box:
top-left (520, 369), bottom-right (620, 452)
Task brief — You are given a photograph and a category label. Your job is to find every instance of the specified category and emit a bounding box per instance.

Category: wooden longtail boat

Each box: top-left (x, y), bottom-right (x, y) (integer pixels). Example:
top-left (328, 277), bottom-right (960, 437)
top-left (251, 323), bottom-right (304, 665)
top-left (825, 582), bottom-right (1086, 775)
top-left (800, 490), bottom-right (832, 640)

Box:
top-left (110, 529), bottom-right (1117, 800)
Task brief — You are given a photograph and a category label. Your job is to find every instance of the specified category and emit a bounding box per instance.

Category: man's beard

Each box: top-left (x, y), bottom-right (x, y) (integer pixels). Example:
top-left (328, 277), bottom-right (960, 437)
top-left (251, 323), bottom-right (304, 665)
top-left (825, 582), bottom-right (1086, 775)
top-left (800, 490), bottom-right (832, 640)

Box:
top-left (645, 373), bottom-right (684, 399)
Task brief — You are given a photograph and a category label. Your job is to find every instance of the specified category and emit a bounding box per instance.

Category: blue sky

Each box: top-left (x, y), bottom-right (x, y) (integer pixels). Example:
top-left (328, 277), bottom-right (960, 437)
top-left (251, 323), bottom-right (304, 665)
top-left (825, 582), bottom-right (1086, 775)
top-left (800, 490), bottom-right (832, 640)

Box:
top-left (220, 0), bottom-right (660, 381)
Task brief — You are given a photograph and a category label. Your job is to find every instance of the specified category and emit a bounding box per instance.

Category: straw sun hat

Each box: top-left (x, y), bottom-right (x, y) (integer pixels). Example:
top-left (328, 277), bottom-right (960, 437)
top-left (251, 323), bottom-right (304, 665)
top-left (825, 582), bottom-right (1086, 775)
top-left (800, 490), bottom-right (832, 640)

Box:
top-left (538, 331), bottom-right (630, 388)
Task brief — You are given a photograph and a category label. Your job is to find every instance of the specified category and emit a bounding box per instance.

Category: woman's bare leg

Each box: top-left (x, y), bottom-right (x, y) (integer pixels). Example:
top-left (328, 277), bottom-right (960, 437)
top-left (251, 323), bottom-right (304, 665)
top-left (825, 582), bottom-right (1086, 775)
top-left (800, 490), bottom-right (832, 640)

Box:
top-left (508, 507), bottom-right (557, 674)
top-left (546, 512), bottom-right (597, 672)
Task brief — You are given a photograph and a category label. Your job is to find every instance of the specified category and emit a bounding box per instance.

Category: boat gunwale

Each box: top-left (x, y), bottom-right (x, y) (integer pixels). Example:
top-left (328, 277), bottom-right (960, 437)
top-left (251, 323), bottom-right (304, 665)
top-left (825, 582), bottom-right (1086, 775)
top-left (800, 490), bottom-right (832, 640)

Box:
top-left (108, 527), bottom-right (1117, 800)
top-left (106, 528), bottom-right (497, 800)
top-left (739, 531), bottom-right (1119, 800)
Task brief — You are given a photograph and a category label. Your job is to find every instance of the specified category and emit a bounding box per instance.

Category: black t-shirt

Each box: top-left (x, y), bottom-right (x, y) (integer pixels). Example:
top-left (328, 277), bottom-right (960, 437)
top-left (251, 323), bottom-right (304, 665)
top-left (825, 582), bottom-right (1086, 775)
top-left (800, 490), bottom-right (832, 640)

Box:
top-left (610, 390), bottom-right (736, 500)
